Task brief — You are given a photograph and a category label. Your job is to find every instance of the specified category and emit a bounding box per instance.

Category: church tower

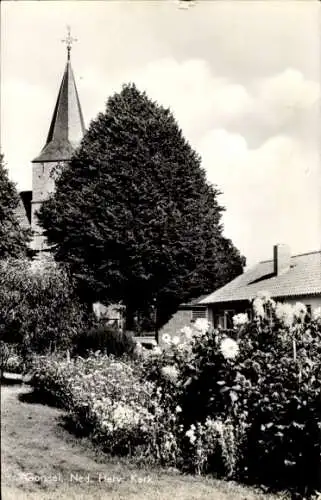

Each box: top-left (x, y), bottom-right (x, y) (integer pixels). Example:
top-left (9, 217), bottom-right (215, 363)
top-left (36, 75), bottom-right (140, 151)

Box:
top-left (31, 28), bottom-right (85, 252)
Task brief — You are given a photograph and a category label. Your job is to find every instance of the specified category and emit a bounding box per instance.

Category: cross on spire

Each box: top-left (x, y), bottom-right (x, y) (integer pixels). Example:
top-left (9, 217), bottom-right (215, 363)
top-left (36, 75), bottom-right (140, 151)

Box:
top-left (62, 26), bottom-right (77, 61)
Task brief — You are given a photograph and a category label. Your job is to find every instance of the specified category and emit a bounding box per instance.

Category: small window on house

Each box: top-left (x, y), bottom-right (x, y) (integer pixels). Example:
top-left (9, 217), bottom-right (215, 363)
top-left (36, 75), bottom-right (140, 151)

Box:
top-left (224, 310), bottom-right (235, 329)
top-left (191, 308), bottom-right (207, 322)
top-left (265, 303), bottom-right (274, 321)
top-left (245, 308), bottom-right (253, 321)
top-left (305, 304), bottom-right (311, 319)
top-left (214, 313), bottom-right (225, 329)
top-left (214, 310), bottom-right (236, 329)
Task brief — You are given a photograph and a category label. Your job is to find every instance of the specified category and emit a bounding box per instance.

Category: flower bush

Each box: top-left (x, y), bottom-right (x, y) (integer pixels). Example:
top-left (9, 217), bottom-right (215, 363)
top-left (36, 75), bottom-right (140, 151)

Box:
top-left (142, 298), bottom-right (321, 495)
top-left (30, 352), bottom-right (183, 465)
top-left (29, 294), bottom-right (321, 497)
top-left (176, 296), bottom-right (321, 496)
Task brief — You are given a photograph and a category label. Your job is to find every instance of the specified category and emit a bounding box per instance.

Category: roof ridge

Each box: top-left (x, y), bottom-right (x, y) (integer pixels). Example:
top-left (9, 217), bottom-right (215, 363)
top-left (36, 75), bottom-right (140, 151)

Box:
top-left (260, 249), bottom-right (321, 264)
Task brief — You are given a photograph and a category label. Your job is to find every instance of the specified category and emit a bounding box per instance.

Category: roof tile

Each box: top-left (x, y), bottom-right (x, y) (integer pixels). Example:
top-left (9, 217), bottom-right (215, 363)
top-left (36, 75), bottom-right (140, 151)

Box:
top-left (200, 251), bottom-right (321, 304)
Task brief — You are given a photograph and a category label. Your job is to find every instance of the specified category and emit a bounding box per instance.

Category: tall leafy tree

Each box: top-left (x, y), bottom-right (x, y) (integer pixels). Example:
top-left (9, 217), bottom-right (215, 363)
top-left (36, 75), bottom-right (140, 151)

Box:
top-left (0, 154), bottom-right (31, 259)
top-left (38, 84), bottom-right (244, 329)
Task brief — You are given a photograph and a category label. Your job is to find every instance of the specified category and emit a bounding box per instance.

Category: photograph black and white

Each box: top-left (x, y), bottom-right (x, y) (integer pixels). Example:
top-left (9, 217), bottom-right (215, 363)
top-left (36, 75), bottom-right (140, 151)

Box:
top-left (1, 1), bottom-right (321, 499)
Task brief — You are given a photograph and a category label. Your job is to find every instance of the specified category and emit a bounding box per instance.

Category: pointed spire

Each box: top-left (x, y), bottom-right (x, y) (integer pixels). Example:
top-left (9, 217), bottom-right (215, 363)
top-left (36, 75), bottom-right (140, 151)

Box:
top-left (33, 27), bottom-right (85, 163)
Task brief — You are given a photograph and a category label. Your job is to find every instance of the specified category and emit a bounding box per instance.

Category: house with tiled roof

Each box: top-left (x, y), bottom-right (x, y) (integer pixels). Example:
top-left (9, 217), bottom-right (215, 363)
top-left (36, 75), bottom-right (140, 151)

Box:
top-left (200, 244), bottom-right (321, 328)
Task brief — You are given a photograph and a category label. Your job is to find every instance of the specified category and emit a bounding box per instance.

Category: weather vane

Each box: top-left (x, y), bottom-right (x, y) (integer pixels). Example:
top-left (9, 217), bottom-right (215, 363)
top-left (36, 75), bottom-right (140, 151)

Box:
top-left (61, 26), bottom-right (77, 60)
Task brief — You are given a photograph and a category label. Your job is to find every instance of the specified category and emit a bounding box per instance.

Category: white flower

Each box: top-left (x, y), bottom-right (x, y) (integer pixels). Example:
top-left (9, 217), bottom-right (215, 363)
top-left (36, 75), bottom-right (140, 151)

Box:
top-left (161, 333), bottom-right (171, 344)
top-left (253, 297), bottom-right (265, 318)
top-left (275, 303), bottom-right (294, 328)
top-left (180, 326), bottom-right (193, 339)
top-left (161, 365), bottom-right (179, 382)
top-left (293, 302), bottom-right (307, 321)
top-left (110, 362), bottom-right (123, 371)
top-left (193, 318), bottom-right (210, 334)
top-left (101, 421), bottom-right (114, 432)
top-left (220, 338), bottom-right (239, 360)
top-left (232, 313), bottom-right (249, 327)
top-left (112, 404), bottom-right (138, 429)
top-left (177, 342), bottom-right (190, 353)
top-left (134, 343), bottom-right (143, 354)
top-left (164, 440), bottom-right (172, 451)
top-left (313, 306), bottom-right (321, 320)
top-left (171, 335), bottom-right (180, 345)
top-left (185, 427), bottom-right (196, 444)
top-left (152, 346), bottom-right (162, 355)
top-left (175, 405), bottom-right (182, 413)
top-left (206, 418), bottom-right (224, 434)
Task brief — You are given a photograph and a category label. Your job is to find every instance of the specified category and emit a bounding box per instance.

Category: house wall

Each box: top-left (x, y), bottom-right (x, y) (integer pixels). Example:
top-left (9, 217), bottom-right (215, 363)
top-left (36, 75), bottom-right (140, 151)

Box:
top-left (207, 301), bottom-right (251, 329)
top-left (158, 307), bottom-right (208, 345)
top-left (207, 295), bottom-right (321, 327)
top-left (284, 295), bottom-right (321, 312)
top-left (158, 310), bottom-right (193, 345)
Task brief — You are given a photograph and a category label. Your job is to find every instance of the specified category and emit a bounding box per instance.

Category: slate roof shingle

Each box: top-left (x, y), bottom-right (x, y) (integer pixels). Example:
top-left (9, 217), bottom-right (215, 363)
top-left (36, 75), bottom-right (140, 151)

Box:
top-left (33, 59), bottom-right (85, 163)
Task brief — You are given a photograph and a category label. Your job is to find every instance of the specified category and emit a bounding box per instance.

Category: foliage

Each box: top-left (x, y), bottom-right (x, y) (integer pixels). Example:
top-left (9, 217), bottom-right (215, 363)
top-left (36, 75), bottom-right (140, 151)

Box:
top-left (0, 340), bottom-right (10, 375)
top-left (140, 320), bottom-right (245, 477)
top-left (72, 324), bottom-right (137, 358)
top-left (0, 259), bottom-right (94, 356)
top-left (28, 298), bottom-right (321, 497)
top-left (0, 154), bottom-right (31, 259)
top-left (159, 301), bottom-right (321, 496)
top-left (38, 84), bottom-right (244, 329)
top-left (30, 353), bottom-right (183, 464)
top-left (0, 343), bottom-right (24, 373)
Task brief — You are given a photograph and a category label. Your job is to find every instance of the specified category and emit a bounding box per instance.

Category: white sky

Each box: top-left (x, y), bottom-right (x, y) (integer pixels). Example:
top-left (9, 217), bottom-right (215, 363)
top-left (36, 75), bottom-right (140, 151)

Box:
top-left (1, 0), bottom-right (321, 266)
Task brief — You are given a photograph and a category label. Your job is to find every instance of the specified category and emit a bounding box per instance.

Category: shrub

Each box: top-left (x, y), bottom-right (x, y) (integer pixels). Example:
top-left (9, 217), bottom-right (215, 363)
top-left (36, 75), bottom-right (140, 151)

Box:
top-left (0, 259), bottom-right (94, 356)
top-left (0, 341), bottom-right (23, 375)
top-left (173, 300), bottom-right (321, 496)
top-left (29, 353), bottom-right (182, 464)
top-left (4, 343), bottom-right (24, 373)
top-left (28, 299), bottom-right (321, 497)
top-left (0, 340), bottom-right (10, 375)
top-left (72, 324), bottom-right (137, 358)
top-left (142, 307), bottom-right (321, 495)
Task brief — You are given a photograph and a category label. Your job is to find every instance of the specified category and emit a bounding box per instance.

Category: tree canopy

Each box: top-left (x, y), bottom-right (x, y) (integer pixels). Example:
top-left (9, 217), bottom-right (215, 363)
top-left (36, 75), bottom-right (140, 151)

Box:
top-left (38, 84), bottom-right (245, 329)
top-left (0, 154), bottom-right (31, 259)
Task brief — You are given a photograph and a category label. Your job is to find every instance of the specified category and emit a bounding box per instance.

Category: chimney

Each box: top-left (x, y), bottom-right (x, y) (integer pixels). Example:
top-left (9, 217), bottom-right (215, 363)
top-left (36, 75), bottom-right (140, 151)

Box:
top-left (273, 244), bottom-right (291, 276)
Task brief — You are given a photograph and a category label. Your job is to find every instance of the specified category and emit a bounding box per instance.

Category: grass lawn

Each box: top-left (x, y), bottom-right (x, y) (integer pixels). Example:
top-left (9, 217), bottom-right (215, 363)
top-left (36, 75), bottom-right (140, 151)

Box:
top-left (1, 381), bottom-right (289, 500)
